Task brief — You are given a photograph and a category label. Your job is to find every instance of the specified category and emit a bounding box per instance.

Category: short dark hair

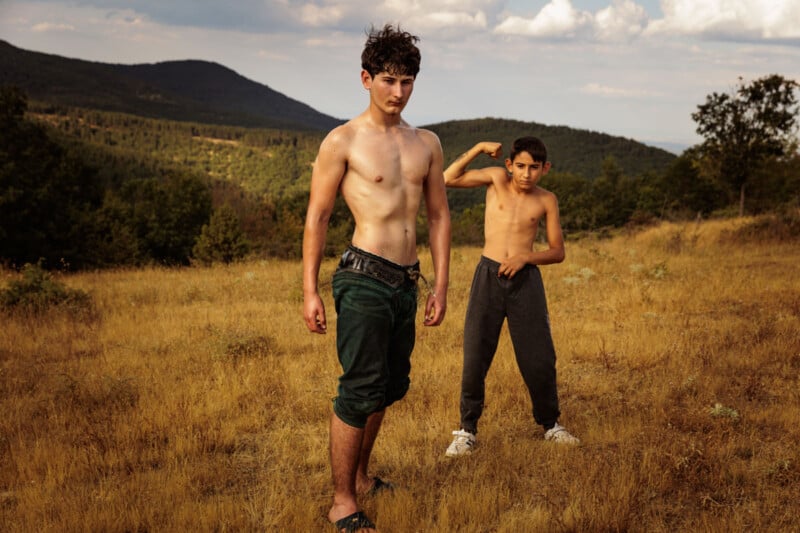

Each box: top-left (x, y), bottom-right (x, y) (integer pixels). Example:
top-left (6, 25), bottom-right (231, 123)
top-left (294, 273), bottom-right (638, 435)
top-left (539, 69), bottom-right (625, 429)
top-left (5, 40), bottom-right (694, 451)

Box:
top-left (510, 136), bottom-right (548, 163)
top-left (361, 24), bottom-right (421, 78)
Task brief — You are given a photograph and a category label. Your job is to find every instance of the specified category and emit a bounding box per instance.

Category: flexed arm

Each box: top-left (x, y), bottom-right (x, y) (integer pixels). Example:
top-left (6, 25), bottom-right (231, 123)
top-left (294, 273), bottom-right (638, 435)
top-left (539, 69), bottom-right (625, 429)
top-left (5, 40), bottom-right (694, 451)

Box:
top-left (443, 141), bottom-right (503, 188)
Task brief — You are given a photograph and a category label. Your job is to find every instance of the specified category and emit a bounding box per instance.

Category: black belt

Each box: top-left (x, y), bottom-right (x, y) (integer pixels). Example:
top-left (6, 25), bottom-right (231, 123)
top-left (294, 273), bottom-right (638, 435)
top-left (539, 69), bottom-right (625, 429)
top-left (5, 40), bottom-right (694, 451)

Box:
top-left (336, 245), bottom-right (421, 289)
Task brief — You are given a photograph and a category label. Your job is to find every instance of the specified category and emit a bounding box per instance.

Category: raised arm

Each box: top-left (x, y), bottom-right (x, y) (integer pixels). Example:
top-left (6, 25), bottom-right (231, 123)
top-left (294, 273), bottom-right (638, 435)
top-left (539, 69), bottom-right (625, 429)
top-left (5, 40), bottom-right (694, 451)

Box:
top-left (421, 130), bottom-right (451, 327)
top-left (443, 141), bottom-right (503, 188)
top-left (302, 128), bottom-right (349, 334)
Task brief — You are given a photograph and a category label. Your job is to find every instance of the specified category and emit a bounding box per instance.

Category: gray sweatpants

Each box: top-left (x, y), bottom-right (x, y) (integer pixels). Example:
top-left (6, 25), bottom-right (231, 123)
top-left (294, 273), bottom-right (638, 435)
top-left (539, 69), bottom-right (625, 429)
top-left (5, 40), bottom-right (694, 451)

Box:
top-left (459, 256), bottom-right (561, 434)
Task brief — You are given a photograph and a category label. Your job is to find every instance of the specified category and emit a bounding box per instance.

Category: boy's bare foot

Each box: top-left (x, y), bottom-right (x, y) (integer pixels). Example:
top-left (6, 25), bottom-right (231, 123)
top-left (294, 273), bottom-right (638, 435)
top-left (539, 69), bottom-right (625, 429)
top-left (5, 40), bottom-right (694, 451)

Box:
top-left (356, 476), bottom-right (395, 496)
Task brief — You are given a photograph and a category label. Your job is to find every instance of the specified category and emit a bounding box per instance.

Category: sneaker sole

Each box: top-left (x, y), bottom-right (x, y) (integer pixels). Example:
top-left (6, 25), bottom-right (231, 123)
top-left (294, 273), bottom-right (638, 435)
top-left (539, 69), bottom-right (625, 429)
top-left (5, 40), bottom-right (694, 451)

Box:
top-left (445, 447), bottom-right (475, 458)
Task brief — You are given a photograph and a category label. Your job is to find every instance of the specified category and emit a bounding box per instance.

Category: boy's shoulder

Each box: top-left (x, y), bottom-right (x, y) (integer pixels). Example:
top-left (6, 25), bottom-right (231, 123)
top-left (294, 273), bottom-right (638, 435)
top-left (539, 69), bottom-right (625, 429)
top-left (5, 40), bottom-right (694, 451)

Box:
top-left (414, 126), bottom-right (442, 144)
top-left (484, 165), bottom-right (509, 180)
top-left (325, 120), bottom-right (357, 141)
top-left (532, 185), bottom-right (559, 204)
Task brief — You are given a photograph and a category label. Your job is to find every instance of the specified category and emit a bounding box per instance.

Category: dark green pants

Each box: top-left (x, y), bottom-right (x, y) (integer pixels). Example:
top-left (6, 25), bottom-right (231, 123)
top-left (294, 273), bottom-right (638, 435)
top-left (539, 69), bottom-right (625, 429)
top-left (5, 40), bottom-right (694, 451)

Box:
top-left (332, 270), bottom-right (418, 428)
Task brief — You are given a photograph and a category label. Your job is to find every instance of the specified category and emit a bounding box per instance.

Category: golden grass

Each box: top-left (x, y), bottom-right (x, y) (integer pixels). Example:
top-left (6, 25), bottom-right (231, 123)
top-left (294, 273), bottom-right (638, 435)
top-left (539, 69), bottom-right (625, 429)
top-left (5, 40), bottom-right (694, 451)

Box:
top-left (1, 217), bottom-right (799, 532)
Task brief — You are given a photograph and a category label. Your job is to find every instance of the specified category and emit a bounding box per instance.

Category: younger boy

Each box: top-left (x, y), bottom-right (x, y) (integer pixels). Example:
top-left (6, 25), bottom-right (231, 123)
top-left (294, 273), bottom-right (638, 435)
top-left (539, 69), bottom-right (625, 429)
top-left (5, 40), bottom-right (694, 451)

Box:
top-left (443, 137), bottom-right (578, 457)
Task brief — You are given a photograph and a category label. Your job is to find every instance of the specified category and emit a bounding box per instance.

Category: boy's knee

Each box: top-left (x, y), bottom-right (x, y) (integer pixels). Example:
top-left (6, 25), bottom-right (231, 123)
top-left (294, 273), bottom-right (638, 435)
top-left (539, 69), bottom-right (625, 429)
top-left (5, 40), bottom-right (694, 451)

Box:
top-left (333, 395), bottom-right (384, 428)
top-left (383, 377), bottom-right (410, 409)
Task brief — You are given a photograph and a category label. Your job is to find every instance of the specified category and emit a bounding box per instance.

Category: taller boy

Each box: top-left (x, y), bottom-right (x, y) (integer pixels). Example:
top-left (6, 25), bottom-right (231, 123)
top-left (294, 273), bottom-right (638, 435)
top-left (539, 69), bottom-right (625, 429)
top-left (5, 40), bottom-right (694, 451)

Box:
top-left (302, 25), bottom-right (450, 532)
top-left (443, 138), bottom-right (578, 458)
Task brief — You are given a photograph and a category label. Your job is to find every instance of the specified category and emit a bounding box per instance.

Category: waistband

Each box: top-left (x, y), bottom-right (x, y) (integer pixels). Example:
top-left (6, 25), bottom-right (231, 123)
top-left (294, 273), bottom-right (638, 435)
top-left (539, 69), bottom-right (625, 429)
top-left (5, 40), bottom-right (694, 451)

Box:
top-left (337, 245), bottom-right (420, 289)
top-left (478, 255), bottom-right (536, 273)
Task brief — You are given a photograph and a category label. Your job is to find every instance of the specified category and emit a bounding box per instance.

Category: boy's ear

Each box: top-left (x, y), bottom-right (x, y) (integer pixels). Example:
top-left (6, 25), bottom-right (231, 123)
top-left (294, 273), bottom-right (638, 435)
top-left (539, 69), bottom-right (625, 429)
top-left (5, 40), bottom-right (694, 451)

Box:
top-left (543, 161), bottom-right (552, 174)
top-left (505, 158), bottom-right (513, 173)
top-left (361, 70), bottom-right (373, 90)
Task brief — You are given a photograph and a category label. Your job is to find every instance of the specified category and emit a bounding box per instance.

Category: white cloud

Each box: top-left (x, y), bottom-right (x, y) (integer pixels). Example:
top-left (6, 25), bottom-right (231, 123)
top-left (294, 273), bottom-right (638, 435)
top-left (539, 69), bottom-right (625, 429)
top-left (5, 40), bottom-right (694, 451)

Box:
top-left (257, 49), bottom-right (293, 62)
top-left (300, 4), bottom-right (345, 26)
top-left (376, 0), bottom-right (493, 34)
top-left (495, 0), bottom-right (592, 38)
top-left (494, 0), bottom-right (646, 41)
top-left (492, 0), bottom-right (800, 43)
top-left (594, 0), bottom-right (648, 41)
top-left (425, 10), bottom-right (488, 29)
top-left (645, 0), bottom-right (800, 40)
top-left (31, 21), bottom-right (76, 32)
top-left (580, 82), bottom-right (662, 99)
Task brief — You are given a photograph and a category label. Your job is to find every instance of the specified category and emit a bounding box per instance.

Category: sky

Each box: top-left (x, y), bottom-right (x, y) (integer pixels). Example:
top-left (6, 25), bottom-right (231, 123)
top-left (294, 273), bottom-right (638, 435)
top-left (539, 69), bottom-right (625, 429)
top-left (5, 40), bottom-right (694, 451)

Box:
top-left (1, 0), bottom-right (799, 152)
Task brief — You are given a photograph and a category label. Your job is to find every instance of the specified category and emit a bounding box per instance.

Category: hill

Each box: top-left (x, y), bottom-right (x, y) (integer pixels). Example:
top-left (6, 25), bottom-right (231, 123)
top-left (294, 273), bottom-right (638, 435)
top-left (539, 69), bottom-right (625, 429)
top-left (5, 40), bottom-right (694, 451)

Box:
top-left (0, 39), bottom-right (342, 131)
top-left (428, 117), bottom-right (676, 179)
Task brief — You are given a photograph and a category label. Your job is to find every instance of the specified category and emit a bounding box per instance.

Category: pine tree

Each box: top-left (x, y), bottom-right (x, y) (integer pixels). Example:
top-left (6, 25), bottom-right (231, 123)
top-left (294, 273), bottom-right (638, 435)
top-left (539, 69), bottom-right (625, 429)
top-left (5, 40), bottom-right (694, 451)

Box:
top-left (192, 205), bottom-right (250, 265)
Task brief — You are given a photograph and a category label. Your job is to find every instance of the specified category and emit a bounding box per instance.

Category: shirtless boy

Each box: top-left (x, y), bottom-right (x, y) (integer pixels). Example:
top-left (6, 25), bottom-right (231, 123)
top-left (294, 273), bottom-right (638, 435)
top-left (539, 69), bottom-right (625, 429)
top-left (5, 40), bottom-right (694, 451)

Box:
top-left (443, 137), bottom-right (578, 458)
top-left (302, 25), bottom-right (450, 532)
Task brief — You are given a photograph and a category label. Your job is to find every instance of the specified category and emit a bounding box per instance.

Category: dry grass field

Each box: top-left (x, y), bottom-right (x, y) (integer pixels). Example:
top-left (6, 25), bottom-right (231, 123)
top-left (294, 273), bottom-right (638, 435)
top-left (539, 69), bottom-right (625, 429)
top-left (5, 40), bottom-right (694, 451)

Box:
top-left (1, 216), bottom-right (799, 532)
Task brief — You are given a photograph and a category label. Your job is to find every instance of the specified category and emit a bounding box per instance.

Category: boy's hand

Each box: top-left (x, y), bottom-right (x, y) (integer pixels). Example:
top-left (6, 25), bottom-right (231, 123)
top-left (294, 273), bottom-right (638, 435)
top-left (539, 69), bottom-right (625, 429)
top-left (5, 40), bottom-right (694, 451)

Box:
top-left (303, 292), bottom-right (327, 334)
top-left (498, 255), bottom-right (528, 278)
top-left (423, 292), bottom-right (447, 326)
top-left (481, 142), bottom-right (502, 159)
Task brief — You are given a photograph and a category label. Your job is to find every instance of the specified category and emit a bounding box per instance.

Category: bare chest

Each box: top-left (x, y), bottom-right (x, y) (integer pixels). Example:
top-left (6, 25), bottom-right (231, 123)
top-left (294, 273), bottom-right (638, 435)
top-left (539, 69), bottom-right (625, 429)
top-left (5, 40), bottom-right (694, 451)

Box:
top-left (344, 130), bottom-right (431, 189)
top-left (486, 186), bottom-right (546, 230)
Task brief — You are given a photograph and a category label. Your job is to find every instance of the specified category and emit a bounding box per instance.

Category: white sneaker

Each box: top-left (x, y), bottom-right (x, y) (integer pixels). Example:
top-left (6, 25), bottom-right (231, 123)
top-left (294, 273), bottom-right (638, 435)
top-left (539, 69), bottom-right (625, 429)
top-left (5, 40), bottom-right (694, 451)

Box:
top-left (445, 429), bottom-right (476, 457)
top-left (544, 423), bottom-right (580, 445)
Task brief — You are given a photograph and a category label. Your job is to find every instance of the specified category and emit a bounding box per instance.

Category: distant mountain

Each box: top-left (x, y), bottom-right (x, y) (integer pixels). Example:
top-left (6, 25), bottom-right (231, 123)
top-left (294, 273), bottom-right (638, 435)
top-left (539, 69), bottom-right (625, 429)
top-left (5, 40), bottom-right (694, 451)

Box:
top-left (428, 118), bottom-right (676, 180)
top-left (642, 140), bottom-right (690, 155)
top-left (0, 39), bottom-right (342, 131)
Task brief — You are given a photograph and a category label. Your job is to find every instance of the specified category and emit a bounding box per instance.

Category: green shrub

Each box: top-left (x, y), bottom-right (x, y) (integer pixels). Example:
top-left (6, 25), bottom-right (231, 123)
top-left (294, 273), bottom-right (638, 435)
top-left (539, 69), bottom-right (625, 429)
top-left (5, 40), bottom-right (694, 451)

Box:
top-left (192, 205), bottom-right (251, 265)
top-left (0, 262), bottom-right (94, 316)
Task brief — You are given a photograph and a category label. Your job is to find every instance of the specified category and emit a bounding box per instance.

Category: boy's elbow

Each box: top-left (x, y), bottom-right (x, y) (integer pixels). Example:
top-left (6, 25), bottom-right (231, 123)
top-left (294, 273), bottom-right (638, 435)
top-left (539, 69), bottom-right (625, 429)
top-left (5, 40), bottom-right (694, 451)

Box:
top-left (553, 247), bottom-right (565, 263)
top-left (443, 169), bottom-right (464, 186)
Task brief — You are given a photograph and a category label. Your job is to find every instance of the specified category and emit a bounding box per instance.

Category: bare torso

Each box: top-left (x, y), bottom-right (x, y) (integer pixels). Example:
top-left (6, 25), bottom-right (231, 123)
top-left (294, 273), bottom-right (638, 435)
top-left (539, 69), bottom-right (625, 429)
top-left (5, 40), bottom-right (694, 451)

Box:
top-left (340, 114), bottom-right (434, 265)
top-left (482, 171), bottom-right (551, 262)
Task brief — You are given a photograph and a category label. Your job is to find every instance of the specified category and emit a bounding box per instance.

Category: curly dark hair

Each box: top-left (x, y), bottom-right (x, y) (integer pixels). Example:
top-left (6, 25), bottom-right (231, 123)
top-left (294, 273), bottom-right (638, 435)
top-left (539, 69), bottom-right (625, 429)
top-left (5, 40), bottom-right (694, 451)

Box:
top-left (361, 23), bottom-right (421, 78)
top-left (510, 137), bottom-right (548, 163)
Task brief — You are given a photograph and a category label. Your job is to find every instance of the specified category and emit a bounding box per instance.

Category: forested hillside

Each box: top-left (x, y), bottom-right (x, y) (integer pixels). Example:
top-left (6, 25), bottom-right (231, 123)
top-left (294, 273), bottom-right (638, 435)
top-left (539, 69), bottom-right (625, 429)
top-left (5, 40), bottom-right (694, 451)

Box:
top-left (29, 104), bottom-right (325, 200)
top-left (6, 87), bottom-right (796, 270)
top-left (2, 40), bottom-right (797, 270)
top-left (430, 118), bottom-right (675, 178)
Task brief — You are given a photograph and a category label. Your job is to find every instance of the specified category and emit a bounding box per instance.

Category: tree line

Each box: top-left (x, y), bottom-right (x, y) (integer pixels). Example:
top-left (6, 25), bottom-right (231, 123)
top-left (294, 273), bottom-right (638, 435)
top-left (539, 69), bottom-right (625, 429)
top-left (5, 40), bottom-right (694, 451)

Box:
top-left (1, 75), bottom-right (798, 270)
